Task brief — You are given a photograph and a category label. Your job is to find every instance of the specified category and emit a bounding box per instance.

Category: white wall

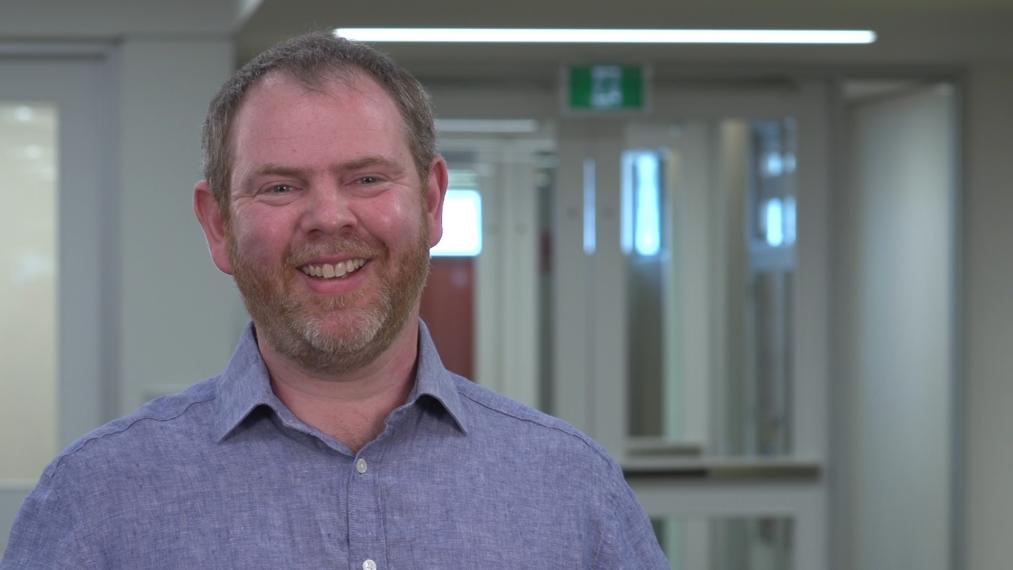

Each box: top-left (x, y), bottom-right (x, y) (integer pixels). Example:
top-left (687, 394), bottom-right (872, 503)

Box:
top-left (838, 85), bottom-right (955, 570)
top-left (116, 38), bottom-right (242, 412)
top-left (964, 65), bottom-right (1013, 570)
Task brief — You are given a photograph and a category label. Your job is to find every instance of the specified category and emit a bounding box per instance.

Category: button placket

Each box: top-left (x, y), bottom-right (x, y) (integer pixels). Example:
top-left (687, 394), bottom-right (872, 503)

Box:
top-left (348, 453), bottom-right (385, 570)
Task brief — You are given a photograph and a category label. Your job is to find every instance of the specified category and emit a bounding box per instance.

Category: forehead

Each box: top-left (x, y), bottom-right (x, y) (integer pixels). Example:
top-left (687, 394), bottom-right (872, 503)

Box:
top-left (229, 70), bottom-right (409, 163)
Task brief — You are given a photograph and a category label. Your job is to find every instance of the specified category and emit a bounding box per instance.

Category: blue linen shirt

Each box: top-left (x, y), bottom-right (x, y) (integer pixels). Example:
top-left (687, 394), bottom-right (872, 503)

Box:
top-left (2, 323), bottom-right (668, 569)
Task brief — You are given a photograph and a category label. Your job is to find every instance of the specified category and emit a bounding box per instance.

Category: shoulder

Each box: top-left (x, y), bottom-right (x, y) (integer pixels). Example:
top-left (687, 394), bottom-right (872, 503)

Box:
top-left (451, 374), bottom-right (619, 473)
top-left (50, 377), bottom-right (219, 477)
top-left (449, 375), bottom-right (668, 567)
top-left (1, 379), bottom-right (221, 568)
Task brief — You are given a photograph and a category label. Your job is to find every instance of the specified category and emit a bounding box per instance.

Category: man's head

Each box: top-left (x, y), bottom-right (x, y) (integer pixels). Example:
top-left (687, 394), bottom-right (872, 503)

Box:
top-left (201, 31), bottom-right (438, 215)
top-left (194, 32), bottom-right (447, 376)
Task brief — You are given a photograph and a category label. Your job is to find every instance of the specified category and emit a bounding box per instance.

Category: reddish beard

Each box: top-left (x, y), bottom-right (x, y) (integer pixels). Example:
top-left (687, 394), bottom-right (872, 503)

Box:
top-left (227, 227), bottom-right (431, 376)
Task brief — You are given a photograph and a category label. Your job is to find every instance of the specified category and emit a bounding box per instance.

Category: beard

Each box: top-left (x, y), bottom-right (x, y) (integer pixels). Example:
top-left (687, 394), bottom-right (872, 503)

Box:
top-left (228, 225), bottom-right (431, 377)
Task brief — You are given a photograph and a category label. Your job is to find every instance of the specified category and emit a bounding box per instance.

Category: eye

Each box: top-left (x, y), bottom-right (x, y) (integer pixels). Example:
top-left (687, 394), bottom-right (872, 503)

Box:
top-left (267, 184), bottom-right (295, 194)
top-left (357, 175), bottom-right (381, 185)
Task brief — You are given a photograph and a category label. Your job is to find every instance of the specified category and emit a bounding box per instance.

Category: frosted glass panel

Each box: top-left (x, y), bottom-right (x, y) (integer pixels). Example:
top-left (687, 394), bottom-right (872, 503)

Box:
top-left (0, 102), bottom-right (58, 481)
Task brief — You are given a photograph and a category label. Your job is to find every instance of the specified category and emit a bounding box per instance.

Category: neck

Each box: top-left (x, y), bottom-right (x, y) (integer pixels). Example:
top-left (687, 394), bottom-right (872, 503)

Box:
top-left (258, 318), bottom-right (420, 453)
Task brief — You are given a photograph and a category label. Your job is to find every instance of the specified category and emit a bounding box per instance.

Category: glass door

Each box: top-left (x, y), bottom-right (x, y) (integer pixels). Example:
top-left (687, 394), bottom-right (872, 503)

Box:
top-left (622, 117), bottom-right (804, 570)
top-left (0, 52), bottom-right (111, 550)
top-left (620, 117), bottom-right (799, 456)
top-left (0, 100), bottom-right (59, 483)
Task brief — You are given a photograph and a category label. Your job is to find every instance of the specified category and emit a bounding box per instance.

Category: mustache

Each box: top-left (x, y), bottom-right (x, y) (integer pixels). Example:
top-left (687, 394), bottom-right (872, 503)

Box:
top-left (283, 237), bottom-right (384, 266)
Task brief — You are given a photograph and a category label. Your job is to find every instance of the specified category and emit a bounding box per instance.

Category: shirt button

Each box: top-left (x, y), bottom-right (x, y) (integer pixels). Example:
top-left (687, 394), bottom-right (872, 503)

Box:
top-left (363, 559), bottom-right (377, 570)
top-left (356, 458), bottom-right (368, 474)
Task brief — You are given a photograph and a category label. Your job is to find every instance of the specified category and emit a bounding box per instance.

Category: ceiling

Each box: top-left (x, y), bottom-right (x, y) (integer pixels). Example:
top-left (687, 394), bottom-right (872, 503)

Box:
top-left (234, 0), bottom-right (1013, 80)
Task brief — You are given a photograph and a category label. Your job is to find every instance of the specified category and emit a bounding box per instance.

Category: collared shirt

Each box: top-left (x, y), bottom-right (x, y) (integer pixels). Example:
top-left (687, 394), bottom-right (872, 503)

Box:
top-left (2, 322), bottom-right (668, 569)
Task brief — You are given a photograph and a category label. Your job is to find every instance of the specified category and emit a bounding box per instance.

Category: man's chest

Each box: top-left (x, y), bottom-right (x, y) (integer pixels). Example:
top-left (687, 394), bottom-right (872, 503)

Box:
top-left (91, 452), bottom-right (599, 569)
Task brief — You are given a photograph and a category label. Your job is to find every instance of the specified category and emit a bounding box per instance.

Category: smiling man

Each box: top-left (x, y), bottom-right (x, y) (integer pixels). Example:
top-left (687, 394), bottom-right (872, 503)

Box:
top-left (2, 32), bottom-right (668, 569)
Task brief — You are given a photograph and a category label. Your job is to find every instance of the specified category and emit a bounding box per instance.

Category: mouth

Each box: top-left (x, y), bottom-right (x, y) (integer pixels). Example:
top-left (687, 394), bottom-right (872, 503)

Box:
top-left (299, 258), bottom-right (368, 280)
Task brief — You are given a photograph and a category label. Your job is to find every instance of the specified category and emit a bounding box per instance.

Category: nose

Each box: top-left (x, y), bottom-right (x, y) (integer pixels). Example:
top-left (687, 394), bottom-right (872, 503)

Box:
top-left (299, 184), bottom-right (356, 236)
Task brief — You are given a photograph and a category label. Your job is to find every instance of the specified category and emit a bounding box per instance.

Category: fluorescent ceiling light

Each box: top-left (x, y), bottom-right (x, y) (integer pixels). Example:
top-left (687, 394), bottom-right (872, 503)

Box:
top-left (335, 28), bottom-right (876, 45)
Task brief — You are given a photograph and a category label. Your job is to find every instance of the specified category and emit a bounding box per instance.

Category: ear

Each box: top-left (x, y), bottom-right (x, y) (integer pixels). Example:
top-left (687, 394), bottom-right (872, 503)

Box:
top-left (193, 180), bottom-right (234, 275)
top-left (423, 155), bottom-right (449, 248)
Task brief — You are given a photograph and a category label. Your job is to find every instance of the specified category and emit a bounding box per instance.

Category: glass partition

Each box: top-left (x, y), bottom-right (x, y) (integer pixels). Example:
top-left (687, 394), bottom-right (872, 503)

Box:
top-left (624, 118), bottom-right (798, 458)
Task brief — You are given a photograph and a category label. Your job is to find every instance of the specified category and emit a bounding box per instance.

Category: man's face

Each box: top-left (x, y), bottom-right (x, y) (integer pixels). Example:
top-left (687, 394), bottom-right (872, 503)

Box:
top-left (201, 71), bottom-right (446, 375)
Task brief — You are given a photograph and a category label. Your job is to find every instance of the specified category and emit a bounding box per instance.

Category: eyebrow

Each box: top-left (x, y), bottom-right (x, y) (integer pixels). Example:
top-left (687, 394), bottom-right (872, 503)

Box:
top-left (249, 164), bottom-right (306, 179)
top-left (246, 156), bottom-right (406, 181)
top-left (338, 156), bottom-right (406, 175)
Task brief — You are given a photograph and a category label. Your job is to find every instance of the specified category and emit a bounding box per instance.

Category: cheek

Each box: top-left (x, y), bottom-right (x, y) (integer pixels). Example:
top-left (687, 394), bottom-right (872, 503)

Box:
top-left (360, 194), bottom-right (427, 246)
top-left (230, 216), bottom-right (291, 264)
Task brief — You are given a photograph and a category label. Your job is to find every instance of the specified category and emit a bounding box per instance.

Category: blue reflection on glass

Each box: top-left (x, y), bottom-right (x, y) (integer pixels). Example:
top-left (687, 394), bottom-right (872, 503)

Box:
top-left (634, 153), bottom-right (661, 256)
top-left (622, 150), bottom-right (663, 257)
top-left (765, 198), bottom-right (785, 247)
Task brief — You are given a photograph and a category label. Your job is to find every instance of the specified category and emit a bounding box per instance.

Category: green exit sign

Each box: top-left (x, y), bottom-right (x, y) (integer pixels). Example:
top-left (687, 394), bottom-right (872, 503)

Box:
top-left (567, 65), bottom-right (647, 112)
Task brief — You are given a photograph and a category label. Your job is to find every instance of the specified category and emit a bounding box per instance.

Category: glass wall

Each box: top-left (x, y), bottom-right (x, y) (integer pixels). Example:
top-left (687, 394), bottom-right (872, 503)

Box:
top-left (0, 102), bottom-right (58, 482)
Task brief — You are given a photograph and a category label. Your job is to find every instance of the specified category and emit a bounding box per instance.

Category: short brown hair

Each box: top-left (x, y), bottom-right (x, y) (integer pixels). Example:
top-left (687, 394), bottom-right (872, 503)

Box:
top-left (200, 31), bottom-right (437, 212)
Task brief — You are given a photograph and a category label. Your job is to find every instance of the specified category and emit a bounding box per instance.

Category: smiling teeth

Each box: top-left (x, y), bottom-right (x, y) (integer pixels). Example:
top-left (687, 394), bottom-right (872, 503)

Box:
top-left (300, 259), bottom-right (366, 279)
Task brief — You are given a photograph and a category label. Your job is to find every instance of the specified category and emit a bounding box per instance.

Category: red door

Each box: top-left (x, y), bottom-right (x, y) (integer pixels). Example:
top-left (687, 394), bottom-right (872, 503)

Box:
top-left (419, 258), bottom-right (475, 379)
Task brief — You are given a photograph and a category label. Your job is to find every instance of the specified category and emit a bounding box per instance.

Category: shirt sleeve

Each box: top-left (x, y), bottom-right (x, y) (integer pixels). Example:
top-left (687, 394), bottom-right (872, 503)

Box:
top-left (592, 461), bottom-right (671, 570)
top-left (1, 462), bottom-right (100, 569)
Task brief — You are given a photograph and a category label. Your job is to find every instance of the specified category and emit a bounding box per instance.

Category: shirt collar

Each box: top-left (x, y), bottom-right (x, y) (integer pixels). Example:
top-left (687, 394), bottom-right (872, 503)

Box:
top-left (213, 320), bottom-right (469, 442)
top-left (409, 320), bottom-right (469, 433)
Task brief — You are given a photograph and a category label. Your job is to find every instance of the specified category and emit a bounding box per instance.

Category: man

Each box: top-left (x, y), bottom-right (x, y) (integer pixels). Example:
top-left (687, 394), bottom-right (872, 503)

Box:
top-left (2, 32), bottom-right (668, 569)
